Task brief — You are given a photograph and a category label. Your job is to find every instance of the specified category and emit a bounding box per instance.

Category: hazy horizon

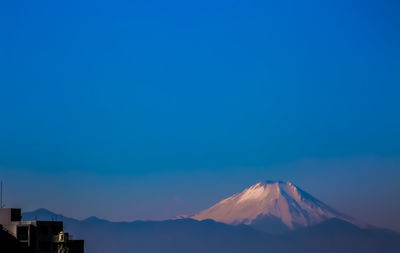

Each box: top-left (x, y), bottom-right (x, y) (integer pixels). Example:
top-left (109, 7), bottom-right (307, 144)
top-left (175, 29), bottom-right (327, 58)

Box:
top-left (6, 156), bottom-right (400, 232)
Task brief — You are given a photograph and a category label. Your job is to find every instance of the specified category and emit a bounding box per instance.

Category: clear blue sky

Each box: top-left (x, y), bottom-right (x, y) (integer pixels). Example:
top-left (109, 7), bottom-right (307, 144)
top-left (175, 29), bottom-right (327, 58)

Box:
top-left (1, 0), bottom-right (399, 231)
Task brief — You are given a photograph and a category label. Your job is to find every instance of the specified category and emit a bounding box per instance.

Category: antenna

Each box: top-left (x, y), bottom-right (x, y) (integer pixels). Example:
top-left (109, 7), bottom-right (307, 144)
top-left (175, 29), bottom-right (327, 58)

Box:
top-left (1, 181), bottom-right (3, 208)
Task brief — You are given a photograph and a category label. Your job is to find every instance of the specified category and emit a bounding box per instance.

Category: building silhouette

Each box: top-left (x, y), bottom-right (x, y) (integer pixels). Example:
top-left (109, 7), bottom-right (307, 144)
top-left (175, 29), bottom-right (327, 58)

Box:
top-left (0, 208), bottom-right (83, 253)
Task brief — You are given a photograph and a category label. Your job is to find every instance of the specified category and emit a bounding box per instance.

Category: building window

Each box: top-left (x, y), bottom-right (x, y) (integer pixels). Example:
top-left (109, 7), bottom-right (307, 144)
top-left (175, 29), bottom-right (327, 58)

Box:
top-left (11, 209), bottom-right (22, 221)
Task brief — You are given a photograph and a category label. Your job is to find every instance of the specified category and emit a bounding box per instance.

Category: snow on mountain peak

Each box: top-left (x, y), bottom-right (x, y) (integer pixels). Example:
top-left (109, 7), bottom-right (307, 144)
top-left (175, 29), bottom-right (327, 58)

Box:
top-left (192, 180), bottom-right (354, 230)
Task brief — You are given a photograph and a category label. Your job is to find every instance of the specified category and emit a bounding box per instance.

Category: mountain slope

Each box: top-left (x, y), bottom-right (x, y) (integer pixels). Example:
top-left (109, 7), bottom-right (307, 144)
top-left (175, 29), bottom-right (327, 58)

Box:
top-left (192, 180), bottom-right (356, 232)
top-left (283, 218), bottom-right (400, 253)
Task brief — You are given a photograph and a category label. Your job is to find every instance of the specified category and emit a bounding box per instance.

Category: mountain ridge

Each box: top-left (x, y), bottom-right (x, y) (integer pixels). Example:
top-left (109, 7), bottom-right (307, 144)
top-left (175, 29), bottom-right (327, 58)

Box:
top-left (22, 208), bottom-right (400, 253)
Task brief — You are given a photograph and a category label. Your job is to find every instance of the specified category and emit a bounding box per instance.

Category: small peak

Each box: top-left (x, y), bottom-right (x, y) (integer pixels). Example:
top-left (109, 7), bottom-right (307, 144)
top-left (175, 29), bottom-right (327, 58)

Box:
top-left (31, 208), bottom-right (57, 215)
top-left (84, 216), bottom-right (109, 223)
top-left (255, 181), bottom-right (267, 187)
top-left (85, 216), bottom-right (100, 221)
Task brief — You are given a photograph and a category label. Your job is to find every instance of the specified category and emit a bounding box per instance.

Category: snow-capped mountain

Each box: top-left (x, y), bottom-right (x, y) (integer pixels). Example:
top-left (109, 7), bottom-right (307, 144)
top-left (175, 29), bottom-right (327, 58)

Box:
top-left (192, 180), bottom-right (357, 232)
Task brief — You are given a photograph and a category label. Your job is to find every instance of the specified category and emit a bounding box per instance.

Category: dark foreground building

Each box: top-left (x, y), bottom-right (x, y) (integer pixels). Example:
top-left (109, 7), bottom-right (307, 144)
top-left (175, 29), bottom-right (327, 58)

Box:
top-left (0, 224), bottom-right (28, 253)
top-left (0, 208), bottom-right (83, 253)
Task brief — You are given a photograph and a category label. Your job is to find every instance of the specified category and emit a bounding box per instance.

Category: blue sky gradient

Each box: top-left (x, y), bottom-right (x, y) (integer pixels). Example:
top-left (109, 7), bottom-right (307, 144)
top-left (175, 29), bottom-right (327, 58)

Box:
top-left (1, 0), bottom-right (399, 231)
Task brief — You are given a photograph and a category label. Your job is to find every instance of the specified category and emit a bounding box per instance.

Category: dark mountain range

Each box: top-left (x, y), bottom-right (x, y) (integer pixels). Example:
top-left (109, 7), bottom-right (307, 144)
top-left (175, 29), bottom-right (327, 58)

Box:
top-left (23, 208), bottom-right (400, 253)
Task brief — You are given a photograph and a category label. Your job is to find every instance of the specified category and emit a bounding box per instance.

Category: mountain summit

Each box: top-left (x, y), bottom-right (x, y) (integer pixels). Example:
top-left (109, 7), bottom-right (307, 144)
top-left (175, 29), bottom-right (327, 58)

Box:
top-left (192, 180), bottom-right (356, 232)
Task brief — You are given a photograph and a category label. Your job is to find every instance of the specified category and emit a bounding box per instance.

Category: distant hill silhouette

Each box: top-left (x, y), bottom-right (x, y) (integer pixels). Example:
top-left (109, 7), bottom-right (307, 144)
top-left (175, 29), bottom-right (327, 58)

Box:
top-left (23, 209), bottom-right (400, 253)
